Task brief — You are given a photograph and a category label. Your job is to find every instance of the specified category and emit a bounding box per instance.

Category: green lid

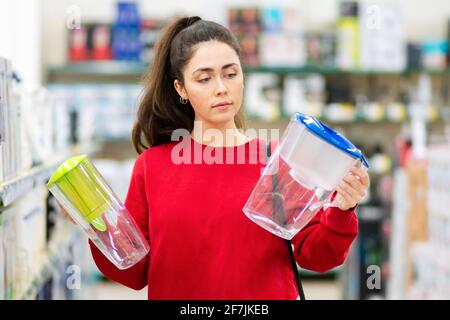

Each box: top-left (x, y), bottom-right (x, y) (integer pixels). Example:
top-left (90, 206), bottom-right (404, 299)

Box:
top-left (48, 154), bottom-right (88, 188)
top-left (48, 155), bottom-right (109, 231)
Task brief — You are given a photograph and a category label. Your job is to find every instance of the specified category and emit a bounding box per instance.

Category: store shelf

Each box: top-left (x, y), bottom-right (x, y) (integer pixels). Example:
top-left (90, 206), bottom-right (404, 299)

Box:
top-left (0, 142), bottom-right (99, 207)
top-left (247, 112), bottom-right (446, 125)
top-left (46, 62), bottom-right (450, 79)
top-left (244, 65), bottom-right (450, 76)
top-left (47, 61), bottom-right (149, 76)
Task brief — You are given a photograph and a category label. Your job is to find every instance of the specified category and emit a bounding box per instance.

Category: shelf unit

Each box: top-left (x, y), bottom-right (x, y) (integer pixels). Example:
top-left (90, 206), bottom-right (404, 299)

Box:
top-left (45, 61), bottom-right (450, 126)
top-left (0, 143), bottom-right (99, 208)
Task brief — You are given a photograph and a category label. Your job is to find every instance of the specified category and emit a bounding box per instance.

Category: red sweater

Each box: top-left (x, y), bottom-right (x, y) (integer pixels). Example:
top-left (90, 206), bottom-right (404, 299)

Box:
top-left (89, 137), bottom-right (358, 300)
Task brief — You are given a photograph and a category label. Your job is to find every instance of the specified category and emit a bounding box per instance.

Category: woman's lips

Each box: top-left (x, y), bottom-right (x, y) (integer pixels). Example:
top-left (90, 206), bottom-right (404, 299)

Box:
top-left (212, 102), bottom-right (232, 109)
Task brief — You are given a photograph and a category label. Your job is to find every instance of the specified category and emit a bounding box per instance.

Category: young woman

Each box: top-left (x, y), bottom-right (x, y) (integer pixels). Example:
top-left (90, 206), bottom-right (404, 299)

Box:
top-left (86, 16), bottom-right (370, 300)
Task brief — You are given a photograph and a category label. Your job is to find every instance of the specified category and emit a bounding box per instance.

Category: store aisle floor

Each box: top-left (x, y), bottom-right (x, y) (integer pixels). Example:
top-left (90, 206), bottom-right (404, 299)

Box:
top-left (90, 278), bottom-right (341, 300)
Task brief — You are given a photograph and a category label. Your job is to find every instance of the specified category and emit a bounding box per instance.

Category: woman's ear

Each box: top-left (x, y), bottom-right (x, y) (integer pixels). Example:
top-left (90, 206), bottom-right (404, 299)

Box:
top-left (174, 79), bottom-right (187, 99)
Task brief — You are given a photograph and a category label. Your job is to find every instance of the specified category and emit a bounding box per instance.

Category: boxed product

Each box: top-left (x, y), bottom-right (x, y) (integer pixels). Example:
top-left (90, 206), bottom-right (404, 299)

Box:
top-left (2, 186), bottom-right (48, 299)
top-left (0, 57), bottom-right (21, 182)
top-left (17, 87), bottom-right (32, 172)
top-left (261, 7), bottom-right (283, 33)
top-left (336, 1), bottom-right (360, 69)
top-left (240, 34), bottom-right (260, 67)
top-left (228, 7), bottom-right (261, 67)
top-left (359, 1), bottom-right (406, 71)
top-left (68, 26), bottom-right (89, 61)
top-left (19, 88), bottom-right (54, 167)
top-left (46, 84), bottom-right (77, 148)
top-left (260, 7), bottom-right (304, 34)
top-left (259, 32), bottom-right (306, 67)
top-left (87, 24), bottom-right (113, 61)
top-left (407, 43), bottom-right (422, 69)
top-left (140, 18), bottom-right (164, 63)
top-left (0, 57), bottom-right (5, 181)
top-left (421, 40), bottom-right (449, 70)
top-left (244, 73), bottom-right (281, 121)
top-left (112, 2), bottom-right (142, 61)
top-left (69, 23), bottom-right (114, 62)
top-left (283, 74), bottom-right (325, 117)
top-left (0, 213), bottom-right (4, 300)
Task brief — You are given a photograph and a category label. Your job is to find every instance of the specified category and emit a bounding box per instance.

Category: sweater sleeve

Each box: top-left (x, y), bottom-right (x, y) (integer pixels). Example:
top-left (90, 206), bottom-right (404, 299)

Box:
top-left (290, 203), bottom-right (358, 273)
top-left (89, 152), bottom-right (150, 290)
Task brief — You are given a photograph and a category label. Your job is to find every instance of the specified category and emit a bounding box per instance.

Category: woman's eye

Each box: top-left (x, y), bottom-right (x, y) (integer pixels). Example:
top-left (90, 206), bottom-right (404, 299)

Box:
top-left (226, 73), bottom-right (237, 78)
top-left (198, 78), bottom-right (210, 83)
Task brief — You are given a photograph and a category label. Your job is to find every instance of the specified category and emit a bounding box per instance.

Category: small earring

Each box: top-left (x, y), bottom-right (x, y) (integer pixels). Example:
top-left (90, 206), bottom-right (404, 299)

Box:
top-left (180, 97), bottom-right (188, 105)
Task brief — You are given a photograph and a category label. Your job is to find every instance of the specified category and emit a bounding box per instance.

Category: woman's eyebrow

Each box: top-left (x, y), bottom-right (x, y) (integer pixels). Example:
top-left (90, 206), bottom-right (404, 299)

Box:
top-left (192, 63), bottom-right (238, 74)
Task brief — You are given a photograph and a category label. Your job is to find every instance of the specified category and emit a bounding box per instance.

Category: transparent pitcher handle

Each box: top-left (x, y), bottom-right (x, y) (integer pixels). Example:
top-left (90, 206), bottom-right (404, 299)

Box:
top-left (323, 159), bottom-right (368, 209)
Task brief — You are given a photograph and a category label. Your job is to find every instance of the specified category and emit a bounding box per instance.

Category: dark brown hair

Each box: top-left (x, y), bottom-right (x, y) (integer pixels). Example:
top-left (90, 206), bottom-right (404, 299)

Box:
top-left (132, 16), bottom-right (246, 154)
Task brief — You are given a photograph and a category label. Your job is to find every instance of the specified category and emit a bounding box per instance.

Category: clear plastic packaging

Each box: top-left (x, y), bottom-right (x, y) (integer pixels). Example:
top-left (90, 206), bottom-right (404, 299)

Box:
top-left (243, 113), bottom-right (369, 240)
top-left (47, 155), bottom-right (149, 270)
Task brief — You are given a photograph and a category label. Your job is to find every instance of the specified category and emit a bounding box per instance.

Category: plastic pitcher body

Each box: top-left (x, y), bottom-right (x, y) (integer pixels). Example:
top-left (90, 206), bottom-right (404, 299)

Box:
top-left (243, 113), bottom-right (368, 240)
top-left (48, 155), bottom-right (150, 270)
top-left (243, 155), bottom-right (335, 240)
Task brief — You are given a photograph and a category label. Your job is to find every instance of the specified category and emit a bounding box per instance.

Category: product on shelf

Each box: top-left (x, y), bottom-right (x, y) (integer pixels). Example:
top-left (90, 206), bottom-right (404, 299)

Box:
top-left (1, 57), bottom-right (73, 184)
top-left (239, 33), bottom-right (260, 67)
top-left (67, 2), bottom-right (164, 63)
top-left (306, 32), bottom-right (337, 67)
top-left (112, 2), bottom-right (142, 61)
top-left (2, 186), bottom-right (48, 299)
top-left (359, 1), bottom-right (406, 71)
top-left (261, 7), bottom-right (283, 33)
top-left (0, 213), bottom-right (4, 300)
top-left (0, 57), bottom-right (21, 182)
top-left (407, 43), bottom-right (423, 70)
top-left (283, 74), bottom-right (325, 117)
top-left (68, 27), bottom-right (89, 61)
top-left (259, 32), bottom-right (306, 67)
top-left (88, 24), bottom-right (113, 61)
top-left (228, 7), bottom-right (261, 67)
top-left (230, 6), bottom-right (306, 68)
top-left (48, 83), bottom-right (141, 142)
top-left (385, 102), bottom-right (408, 122)
top-left (244, 73), bottom-right (281, 121)
top-left (336, 1), bottom-right (360, 70)
top-left (140, 18), bottom-right (164, 63)
top-left (421, 40), bottom-right (449, 70)
top-left (447, 20), bottom-right (450, 66)
top-left (357, 102), bottom-right (386, 122)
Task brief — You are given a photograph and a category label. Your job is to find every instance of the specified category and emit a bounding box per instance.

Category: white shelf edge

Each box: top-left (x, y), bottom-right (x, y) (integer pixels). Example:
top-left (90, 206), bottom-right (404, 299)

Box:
top-left (0, 143), bottom-right (99, 207)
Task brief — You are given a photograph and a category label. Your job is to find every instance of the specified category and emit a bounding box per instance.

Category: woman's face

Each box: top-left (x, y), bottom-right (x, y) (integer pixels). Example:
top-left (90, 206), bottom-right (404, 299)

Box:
top-left (174, 40), bottom-right (244, 128)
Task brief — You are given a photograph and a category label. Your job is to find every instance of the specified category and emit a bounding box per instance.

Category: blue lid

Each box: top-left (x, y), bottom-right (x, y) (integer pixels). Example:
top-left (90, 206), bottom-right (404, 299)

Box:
top-left (295, 113), bottom-right (369, 168)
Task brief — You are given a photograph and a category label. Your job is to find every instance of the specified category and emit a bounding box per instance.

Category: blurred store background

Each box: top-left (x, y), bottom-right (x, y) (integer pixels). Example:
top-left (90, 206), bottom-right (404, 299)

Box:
top-left (1, 0), bottom-right (450, 300)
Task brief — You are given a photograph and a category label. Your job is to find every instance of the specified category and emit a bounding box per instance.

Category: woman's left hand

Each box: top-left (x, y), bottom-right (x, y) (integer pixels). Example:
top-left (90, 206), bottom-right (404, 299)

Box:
top-left (334, 166), bottom-right (370, 211)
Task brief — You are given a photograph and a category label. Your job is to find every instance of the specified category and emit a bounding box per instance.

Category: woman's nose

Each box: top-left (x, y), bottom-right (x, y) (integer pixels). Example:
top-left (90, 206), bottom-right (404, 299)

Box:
top-left (214, 78), bottom-right (228, 95)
